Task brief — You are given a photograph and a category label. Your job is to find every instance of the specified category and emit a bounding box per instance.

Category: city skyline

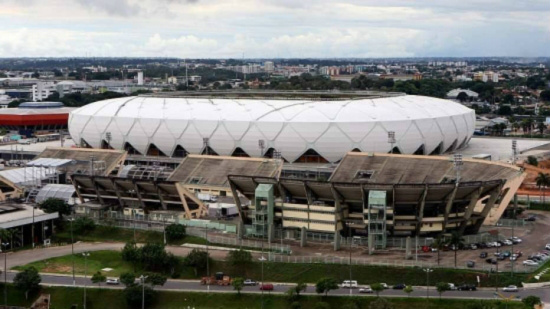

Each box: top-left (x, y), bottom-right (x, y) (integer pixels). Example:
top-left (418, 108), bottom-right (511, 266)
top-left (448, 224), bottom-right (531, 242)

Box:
top-left (0, 0), bottom-right (549, 58)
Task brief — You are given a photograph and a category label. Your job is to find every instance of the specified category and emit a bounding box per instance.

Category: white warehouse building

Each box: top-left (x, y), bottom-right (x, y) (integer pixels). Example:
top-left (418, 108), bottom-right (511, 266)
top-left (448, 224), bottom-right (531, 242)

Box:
top-left (68, 94), bottom-right (475, 163)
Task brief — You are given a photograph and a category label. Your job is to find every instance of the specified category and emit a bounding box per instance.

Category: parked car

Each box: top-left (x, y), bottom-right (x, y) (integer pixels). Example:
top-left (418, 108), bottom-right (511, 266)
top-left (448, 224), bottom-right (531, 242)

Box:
top-left (502, 285), bottom-right (518, 292)
top-left (501, 251), bottom-right (511, 258)
top-left (510, 254), bottom-right (518, 261)
top-left (496, 241), bottom-right (504, 247)
top-left (526, 215), bottom-right (537, 221)
top-left (447, 283), bottom-right (457, 290)
top-left (486, 258), bottom-right (497, 264)
top-left (467, 260), bottom-right (476, 268)
top-left (545, 244), bottom-right (550, 250)
top-left (359, 286), bottom-right (373, 293)
top-left (106, 278), bottom-right (120, 285)
top-left (244, 279), bottom-right (257, 286)
top-left (457, 284), bottom-right (477, 291)
top-left (510, 237), bottom-right (522, 244)
top-left (515, 251), bottom-right (523, 258)
top-left (479, 252), bottom-right (488, 258)
top-left (477, 243), bottom-right (488, 249)
top-left (523, 260), bottom-right (539, 266)
top-left (341, 280), bottom-right (358, 288)
top-left (393, 284), bottom-right (406, 290)
top-left (503, 240), bottom-right (513, 246)
top-left (469, 244), bottom-right (478, 250)
top-left (496, 254), bottom-right (506, 261)
top-left (260, 284), bottom-right (274, 291)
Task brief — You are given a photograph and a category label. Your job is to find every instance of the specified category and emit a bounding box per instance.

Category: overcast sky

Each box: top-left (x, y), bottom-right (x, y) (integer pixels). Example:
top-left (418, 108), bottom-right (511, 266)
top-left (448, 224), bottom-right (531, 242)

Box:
top-left (0, 0), bottom-right (549, 58)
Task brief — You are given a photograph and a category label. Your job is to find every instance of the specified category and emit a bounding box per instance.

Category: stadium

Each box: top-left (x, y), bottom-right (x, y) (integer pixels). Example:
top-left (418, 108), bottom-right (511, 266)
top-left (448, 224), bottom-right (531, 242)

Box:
top-left (68, 92), bottom-right (475, 163)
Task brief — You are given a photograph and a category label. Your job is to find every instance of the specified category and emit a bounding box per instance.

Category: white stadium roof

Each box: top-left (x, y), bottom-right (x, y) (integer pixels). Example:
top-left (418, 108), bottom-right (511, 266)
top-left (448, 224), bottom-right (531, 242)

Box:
top-left (68, 95), bottom-right (475, 162)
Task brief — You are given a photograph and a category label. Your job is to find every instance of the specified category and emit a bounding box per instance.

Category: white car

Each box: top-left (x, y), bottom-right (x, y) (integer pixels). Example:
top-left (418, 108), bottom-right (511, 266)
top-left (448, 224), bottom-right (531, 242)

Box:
top-left (510, 237), bottom-right (522, 244)
top-left (502, 285), bottom-right (518, 292)
top-left (503, 240), bottom-right (513, 246)
top-left (244, 279), bottom-right (257, 286)
top-left (106, 278), bottom-right (120, 285)
top-left (359, 286), bottom-right (373, 293)
top-left (523, 260), bottom-right (539, 266)
top-left (447, 283), bottom-right (457, 290)
top-left (342, 280), bottom-right (358, 288)
top-left (380, 283), bottom-right (389, 289)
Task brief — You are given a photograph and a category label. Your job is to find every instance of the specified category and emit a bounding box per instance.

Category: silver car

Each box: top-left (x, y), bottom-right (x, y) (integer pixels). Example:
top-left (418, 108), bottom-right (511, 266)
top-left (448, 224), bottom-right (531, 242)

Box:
top-left (502, 285), bottom-right (518, 292)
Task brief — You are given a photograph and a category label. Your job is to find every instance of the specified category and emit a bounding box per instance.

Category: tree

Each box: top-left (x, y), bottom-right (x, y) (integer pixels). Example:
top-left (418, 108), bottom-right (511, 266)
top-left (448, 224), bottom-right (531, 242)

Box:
top-left (522, 295), bottom-right (542, 308)
top-left (535, 172), bottom-right (550, 204)
top-left (140, 243), bottom-right (168, 272)
top-left (527, 156), bottom-right (539, 167)
top-left (184, 249), bottom-right (209, 276)
top-left (432, 235), bottom-right (445, 266)
top-left (227, 249), bottom-right (252, 275)
top-left (13, 267), bottom-right (41, 299)
top-left (435, 282), bottom-right (450, 299)
top-left (456, 92), bottom-right (469, 102)
top-left (91, 271), bottom-right (106, 287)
top-left (145, 273), bottom-right (167, 289)
top-left (165, 224), bottom-right (186, 242)
top-left (537, 122), bottom-right (546, 135)
top-left (540, 90), bottom-right (550, 102)
top-left (368, 298), bottom-right (393, 309)
top-left (232, 277), bottom-right (245, 295)
top-left (315, 277), bottom-right (339, 296)
top-left (120, 272), bottom-right (136, 287)
top-left (124, 284), bottom-right (156, 308)
top-left (294, 282), bottom-right (307, 296)
top-left (403, 285), bottom-right (413, 297)
top-left (73, 216), bottom-right (96, 234)
top-left (121, 241), bottom-right (141, 272)
top-left (371, 283), bottom-right (384, 297)
top-left (39, 198), bottom-right (71, 217)
top-left (448, 231), bottom-right (464, 268)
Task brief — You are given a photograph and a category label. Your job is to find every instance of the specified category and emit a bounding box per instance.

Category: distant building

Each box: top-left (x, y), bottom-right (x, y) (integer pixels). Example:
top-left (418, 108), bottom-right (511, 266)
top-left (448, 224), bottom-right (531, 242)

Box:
top-left (446, 88), bottom-right (479, 99)
top-left (264, 61), bottom-right (274, 73)
top-left (137, 71), bottom-right (144, 85)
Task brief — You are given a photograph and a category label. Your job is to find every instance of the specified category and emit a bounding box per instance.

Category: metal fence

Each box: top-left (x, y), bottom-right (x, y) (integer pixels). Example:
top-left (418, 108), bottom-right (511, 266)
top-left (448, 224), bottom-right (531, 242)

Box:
top-left (267, 254), bottom-right (533, 273)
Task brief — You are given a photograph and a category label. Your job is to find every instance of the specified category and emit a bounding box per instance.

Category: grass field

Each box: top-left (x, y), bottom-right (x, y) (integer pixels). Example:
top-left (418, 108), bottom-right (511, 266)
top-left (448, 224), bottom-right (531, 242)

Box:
top-left (54, 225), bottom-right (207, 246)
top-left (0, 285), bottom-right (525, 309)
top-left (14, 250), bottom-right (529, 287)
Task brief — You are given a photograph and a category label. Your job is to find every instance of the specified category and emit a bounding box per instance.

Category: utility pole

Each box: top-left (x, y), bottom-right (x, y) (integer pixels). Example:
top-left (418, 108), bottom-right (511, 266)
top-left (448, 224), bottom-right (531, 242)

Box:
top-left (423, 268), bottom-right (433, 299)
top-left (2, 242), bottom-right (9, 308)
top-left (348, 225), bottom-right (352, 296)
top-left (139, 275), bottom-right (148, 309)
top-left (82, 252), bottom-right (90, 309)
top-left (69, 216), bottom-right (75, 286)
top-left (206, 224), bottom-right (209, 293)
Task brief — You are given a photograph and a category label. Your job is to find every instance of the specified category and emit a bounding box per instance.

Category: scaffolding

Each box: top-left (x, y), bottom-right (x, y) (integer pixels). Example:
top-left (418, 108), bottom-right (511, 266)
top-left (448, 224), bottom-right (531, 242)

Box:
top-left (367, 190), bottom-right (387, 249)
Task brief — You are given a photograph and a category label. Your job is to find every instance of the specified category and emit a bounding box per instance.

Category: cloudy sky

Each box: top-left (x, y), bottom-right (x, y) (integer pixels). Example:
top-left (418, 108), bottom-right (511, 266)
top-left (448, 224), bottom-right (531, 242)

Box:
top-left (0, 0), bottom-right (549, 58)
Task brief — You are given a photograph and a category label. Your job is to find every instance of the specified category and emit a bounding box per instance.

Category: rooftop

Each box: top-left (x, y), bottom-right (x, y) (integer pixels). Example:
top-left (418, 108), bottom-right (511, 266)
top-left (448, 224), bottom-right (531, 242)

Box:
top-left (143, 90), bottom-right (405, 100)
top-left (0, 203), bottom-right (58, 229)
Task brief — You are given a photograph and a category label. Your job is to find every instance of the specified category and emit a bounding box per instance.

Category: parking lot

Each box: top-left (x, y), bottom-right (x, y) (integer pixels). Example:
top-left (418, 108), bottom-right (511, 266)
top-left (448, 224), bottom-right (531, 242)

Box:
top-left (286, 210), bottom-right (550, 272)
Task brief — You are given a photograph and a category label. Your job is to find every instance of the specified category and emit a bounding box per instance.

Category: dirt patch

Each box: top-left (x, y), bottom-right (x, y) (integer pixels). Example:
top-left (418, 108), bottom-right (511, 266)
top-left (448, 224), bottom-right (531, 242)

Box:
top-left (42, 264), bottom-right (73, 273)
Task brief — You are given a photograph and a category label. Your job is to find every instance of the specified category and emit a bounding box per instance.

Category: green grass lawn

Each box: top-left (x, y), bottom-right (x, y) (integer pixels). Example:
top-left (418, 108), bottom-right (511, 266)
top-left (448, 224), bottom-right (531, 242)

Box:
top-left (1, 285), bottom-right (525, 309)
top-left (54, 225), bottom-right (207, 246)
top-left (13, 250), bottom-right (527, 287)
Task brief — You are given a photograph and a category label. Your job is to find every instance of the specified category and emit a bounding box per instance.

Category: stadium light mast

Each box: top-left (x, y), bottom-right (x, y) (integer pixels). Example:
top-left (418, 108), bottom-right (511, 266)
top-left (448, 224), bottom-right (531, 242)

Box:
top-left (512, 140), bottom-right (518, 165)
top-left (388, 131), bottom-right (396, 154)
top-left (203, 138), bottom-right (210, 156)
top-left (258, 139), bottom-right (265, 157)
top-left (453, 154), bottom-right (463, 184)
top-left (105, 132), bottom-right (112, 149)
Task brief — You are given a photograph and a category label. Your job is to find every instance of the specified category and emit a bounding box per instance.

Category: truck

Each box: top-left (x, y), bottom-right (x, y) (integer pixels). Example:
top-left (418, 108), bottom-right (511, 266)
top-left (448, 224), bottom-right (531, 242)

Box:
top-left (200, 272), bottom-right (232, 286)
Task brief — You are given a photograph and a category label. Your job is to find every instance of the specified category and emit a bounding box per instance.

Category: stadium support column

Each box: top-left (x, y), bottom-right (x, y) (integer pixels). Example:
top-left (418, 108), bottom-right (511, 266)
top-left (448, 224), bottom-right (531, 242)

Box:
top-left (458, 187), bottom-right (483, 234)
top-left (237, 221), bottom-right (244, 240)
top-left (405, 236), bottom-right (412, 259)
top-left (300, 227), bottom-right (307, 247)
top-left (368, 233), bottom-right (374, 255)
top-left (473, 186), bottom-right (502, 232)
top-left (268, 223), bottom-right (274, 244)
top-left (333, 230), bottom-right (341, 251)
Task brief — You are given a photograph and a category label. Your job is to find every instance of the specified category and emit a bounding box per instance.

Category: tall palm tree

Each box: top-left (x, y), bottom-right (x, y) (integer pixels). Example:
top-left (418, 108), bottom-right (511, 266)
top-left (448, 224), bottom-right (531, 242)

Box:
top-left (448, 231), bottom-right (464, 268)
top-left (535, 172), bottom-right (550, 204)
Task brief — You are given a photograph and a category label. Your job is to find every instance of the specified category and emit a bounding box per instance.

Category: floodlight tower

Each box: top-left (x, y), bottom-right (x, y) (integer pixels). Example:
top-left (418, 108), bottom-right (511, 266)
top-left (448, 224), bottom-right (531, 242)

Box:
top-left (388, 131), bottom-right (396, 154)
top-left (258, 139), bottom-right (265, 157)
top-left (453, 153), bottom-right (463, 184)
top-left (203, 137), bottom-right (210, 155)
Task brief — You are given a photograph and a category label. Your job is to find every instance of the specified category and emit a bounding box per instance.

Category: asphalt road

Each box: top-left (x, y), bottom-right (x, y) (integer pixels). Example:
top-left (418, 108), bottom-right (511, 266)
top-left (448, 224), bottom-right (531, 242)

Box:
top-left (1, 271), bottom-right (549, 303)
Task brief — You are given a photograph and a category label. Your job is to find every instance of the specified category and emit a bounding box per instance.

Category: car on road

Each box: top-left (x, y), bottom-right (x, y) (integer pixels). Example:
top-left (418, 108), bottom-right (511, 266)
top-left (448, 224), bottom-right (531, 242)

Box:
top-left (259, 284), bottom-right (274, 291)
top-left (244, 279), bottom-right (257, 286)
top-left (392, 284), bottom-right (406, 290)
top-left (523, 260), bottom-right (540, 266)
top-left (447, 283), bottom-right (457, 290)
top-left (486, 258), bottom-right (497, 264)
top-left (479, 252), bottom-right (488, 258)
top-left (341, 280), bottom-right (358, 288)
top-left (359, 286), bottom-right (373, 293)
top-left (457, 284), bottom-right (477, 291)
top-left (380, 283), bottom-right (389, 289)
top-left (106, 278), bottom-right (120, 285)
top-left (502, 285), bottom-right (518, 292)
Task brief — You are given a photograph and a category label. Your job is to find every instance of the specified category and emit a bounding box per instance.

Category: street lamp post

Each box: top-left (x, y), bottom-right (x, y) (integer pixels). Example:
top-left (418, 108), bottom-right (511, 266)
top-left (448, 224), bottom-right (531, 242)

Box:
top-left (32, 206), bottom-right (35, 248)
top-left (258, 140), bottom-right (265, 157)
top-left (139, 275), bottom-right (148, 309)
top-left (423, 268), bottom-right (433, 299)
top-left (2, 242), bottom-right (9, 308)
top-left (82, 252), bottom-right (90, 309)
top-left (348, 225), bottom-right (353, 296)
top-left (205, 224), bottom-right (209, 293)
top-left (69, 217), bottom-right (76, 286)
